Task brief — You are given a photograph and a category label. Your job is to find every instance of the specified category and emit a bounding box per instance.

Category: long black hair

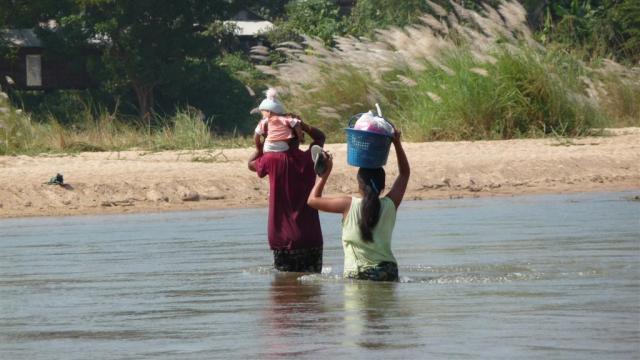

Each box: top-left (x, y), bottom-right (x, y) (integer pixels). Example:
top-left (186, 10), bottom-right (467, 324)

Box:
top-left (357, 167), bottom-right (386, 242)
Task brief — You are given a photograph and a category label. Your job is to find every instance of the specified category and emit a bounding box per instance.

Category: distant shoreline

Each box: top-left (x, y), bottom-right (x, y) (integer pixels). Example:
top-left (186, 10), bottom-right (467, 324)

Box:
top-left (1, 128), bottom-right (639, 219)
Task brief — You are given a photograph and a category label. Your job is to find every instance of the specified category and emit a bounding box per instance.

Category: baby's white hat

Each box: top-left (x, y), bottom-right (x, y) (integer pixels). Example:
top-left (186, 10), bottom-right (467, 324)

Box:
top-left (257, 88), bottom-right (285, 114)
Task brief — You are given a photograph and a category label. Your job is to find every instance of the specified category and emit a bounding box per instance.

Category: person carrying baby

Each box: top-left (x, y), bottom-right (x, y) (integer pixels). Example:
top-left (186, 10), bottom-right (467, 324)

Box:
top-left (254, 88), bottom-right (305, 154)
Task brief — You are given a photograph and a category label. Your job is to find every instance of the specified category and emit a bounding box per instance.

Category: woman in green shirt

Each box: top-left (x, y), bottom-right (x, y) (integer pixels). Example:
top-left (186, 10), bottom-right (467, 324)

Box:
top-left (307, 130), bottom-right (410, 281)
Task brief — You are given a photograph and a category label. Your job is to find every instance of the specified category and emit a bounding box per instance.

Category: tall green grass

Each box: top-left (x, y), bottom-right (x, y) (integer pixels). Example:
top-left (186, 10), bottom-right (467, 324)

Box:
top-left (385, 48), bottom-right (606, 140)
top-left (151, 109), bottom-right (218, 150)
top-left (589, 60), bottom-right (640, 127)
top-left (262, 0), bottom-right (638, 142)
top-left (0, 95), bottom-right (250, 156)
top-left (2, 1), bottom-right (638, 155)
top-left (0, 92), bottom-right (45, 154)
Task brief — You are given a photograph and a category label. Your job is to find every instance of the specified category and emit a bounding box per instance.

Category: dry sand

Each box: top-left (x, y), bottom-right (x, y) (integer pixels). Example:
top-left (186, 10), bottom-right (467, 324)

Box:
top-left (1, 128), bottom-right (639, 219)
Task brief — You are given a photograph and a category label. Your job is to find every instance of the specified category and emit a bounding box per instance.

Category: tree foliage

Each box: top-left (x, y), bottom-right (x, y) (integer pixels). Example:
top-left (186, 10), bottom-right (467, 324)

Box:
top-left (0, 0), bottom-right (77, 27)
top-left (274, 0), bottom-right (345, 45)
top-left (2, 0), bottom-right (638, 136)
top-left (347, 0), bottom-right (431, 37)
top-left (3, 0), bottom-right (259, 131)
top-left (260, 0), bottom-right (638, 64)
top-left (68, 0), bottom-right (240, 120)
top-left (542, 0), bottom-right (640, 63)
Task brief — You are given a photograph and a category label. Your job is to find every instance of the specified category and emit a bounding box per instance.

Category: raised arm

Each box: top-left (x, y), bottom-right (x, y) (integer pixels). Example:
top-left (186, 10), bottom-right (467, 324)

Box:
top-left (385, 130), bottom-right (410, 209)
top-left (299, 121), bottom-right (325, 149)
top-left (307, 153), bottom-right (351, 215)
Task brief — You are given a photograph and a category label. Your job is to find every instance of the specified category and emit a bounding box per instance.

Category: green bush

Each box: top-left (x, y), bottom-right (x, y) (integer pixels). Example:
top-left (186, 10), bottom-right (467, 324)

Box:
top-left (281, 0), bottom-right (345, 45)
top-left (347, 0), bottom-right (432, 37)
top-left (154, 109), bottom-right (214, 150)
top-left (0, 89), bottom-right (251, 155)
top-left (262, 1), bottom-right (630, 142)
top-left (0, 99), bottom-right (41, 154)
top-left (387, 48), bottom-right (604, 141)
top-left (151, 58), bottom-right (257, 135)
top-left (542, 0), bottom-right (640, 64)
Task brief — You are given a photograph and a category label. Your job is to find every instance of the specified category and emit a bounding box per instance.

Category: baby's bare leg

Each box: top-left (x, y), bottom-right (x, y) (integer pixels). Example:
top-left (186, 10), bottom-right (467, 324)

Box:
top-left (294, 124), bottom-right (305, 144)
top-left (254, 133), bottom-right (264, 154)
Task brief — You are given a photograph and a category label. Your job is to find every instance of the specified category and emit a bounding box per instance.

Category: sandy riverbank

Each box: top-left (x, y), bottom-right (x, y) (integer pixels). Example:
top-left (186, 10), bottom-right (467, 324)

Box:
top-left (1, 128), bottom-right (639, 219)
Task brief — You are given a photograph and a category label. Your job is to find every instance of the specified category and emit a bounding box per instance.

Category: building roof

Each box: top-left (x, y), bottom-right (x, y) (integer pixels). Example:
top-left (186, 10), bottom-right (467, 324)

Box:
top-left (3, 12), bottom-right (273, 47)
top-left (229, 10), bottom-right (265, 21)
top-left (224, 20), bottom-right (274, 36)
top-left (1, 29), bottom-right (42, 47)
top-left (224, 10), bottom-right (274, 37)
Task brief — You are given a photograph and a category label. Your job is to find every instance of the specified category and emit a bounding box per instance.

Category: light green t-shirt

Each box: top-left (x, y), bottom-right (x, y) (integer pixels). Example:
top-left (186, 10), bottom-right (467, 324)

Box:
top-left (342, 196), bottom-right (397, 277)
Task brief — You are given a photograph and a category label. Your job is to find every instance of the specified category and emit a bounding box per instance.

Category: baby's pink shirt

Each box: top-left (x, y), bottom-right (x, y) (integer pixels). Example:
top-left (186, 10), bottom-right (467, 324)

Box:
top-left (255, 116), bottom-right (301, 142)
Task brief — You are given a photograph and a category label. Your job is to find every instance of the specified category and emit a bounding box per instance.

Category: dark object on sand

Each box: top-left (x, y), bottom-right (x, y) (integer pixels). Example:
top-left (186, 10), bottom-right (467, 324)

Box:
top-left (46, 173), bottom-right (64, 185)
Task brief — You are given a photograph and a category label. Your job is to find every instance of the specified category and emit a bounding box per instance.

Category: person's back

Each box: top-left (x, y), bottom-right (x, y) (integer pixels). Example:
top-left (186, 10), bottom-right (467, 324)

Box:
top-left (257, 147), bottom-right (322, 250)
top-left (249, 121), bottom-right (326, 273)
top-left (307, 128), bottom-right (410, 282)
top-left (342, 196), bottom-right (397, 278)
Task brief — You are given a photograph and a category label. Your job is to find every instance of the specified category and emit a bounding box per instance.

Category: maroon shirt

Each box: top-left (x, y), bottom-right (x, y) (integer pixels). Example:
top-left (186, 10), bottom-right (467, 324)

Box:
top-left (255, 147), bottom-right (323, 250)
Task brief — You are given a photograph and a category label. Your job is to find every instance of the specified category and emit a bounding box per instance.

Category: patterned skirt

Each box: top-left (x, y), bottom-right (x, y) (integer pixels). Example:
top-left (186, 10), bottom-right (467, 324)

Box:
top-left (346, 261), bottom-right (399, 282)
top-left (272, 247), bottom-right (323, 273)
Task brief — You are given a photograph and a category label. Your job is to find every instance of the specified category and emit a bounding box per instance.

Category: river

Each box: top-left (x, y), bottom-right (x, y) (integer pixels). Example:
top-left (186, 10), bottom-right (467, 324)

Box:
top-left (1, 191), bottom-right (639, 359)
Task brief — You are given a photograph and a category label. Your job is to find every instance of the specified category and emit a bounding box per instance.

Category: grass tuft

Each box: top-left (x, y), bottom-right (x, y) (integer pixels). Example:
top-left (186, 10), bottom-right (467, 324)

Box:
top-left (0, 96), bottom-right (251, 155)
top-left (257, 0), bottom-right (638, 142)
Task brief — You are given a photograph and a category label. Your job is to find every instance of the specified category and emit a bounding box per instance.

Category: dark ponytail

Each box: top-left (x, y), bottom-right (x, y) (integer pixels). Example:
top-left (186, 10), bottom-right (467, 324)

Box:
top-left (357, 168), bottom-right (386, 243)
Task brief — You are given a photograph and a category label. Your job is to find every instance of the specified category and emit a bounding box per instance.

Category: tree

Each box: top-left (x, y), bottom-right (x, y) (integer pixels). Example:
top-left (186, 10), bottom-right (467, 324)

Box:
top-left (541, 0), bottom-right (640, 63)
top-left (611, 0), bottom-right (640, 63)
top-left (58, 0), bottom-right (242, 121)
top-left (0, 0), bottom-right (77, 27)
top-left (0, 0), bottom-right (78, 65)
top-left (347, 0), bottom-right (431, 37)
top-left (277, 0), bottom-right (345, 45)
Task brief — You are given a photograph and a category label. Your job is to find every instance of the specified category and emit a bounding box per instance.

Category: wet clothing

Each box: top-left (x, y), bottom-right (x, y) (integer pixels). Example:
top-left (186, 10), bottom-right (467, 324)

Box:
top-left (255, 145), bottom-right (323, 271)
top-left (347, 261), bottom-right (398, 282)
top-left (273, 247), bottom-right (323, 273)
top-left (342, 196), bottom-right (398, 281)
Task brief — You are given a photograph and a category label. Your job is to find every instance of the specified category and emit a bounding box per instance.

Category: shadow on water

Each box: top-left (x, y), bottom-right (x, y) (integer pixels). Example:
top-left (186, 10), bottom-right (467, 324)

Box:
top-left (259, 272), bottom-right (329, 359)
top-left (343, 281), bottom-right (399, 349)
top-left (266, 273), bottom-right (325, 327)
top-left (261, 272), bottom-right (422, 357)
top-left (342, 280), bottom-right (423, 354)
